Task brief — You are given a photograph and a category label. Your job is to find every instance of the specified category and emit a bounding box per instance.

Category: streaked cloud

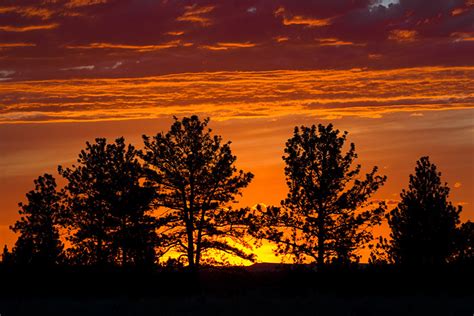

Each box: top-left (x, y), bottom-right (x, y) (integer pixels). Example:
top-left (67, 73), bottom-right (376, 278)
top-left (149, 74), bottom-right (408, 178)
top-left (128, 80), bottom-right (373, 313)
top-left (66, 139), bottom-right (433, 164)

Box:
top-left (0, 6), bottom-right (55, 20)
top-left (0, 42), bottom-right (36, 49)
top-left (65, 0), bottom-right (108, 8)
top-left (177, 4), bottom-right (214, 26)
top-left (166, 31), bottom-right (185, 36)
top-left (65, 41), bottom-right (185, 52)
top-left (451, 32), bottom-right (474, 42)
top-left (200, 42), bottom-right (257, 51)
top-left (275, 7), bottom-right (332, 27)
top-left (0, 66), bottom-right (472, 124)
top-left (0, 23), bottom-right (59, 32)
top-left (60, 65), bottom-right (95, 71)
top-left (274, 36), bottom-right (289, 43)
top-left (316, 38), bottom-right (363, 47)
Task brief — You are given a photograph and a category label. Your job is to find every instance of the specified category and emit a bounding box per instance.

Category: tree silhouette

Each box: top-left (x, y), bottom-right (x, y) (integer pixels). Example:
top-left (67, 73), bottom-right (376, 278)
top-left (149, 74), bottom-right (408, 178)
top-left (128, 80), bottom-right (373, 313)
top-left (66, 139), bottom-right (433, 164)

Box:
top-left (386, 156), bottom-right (461, 265)
top-left (58, 137), bottom-right (157, 266)
top-left (452, 221), bottom-right (473, 264)
top-left (250, 124), bottom-right (386, 268)
top-left (141, 116), bottom-right (254, 270)
top-left (2, 245), bottom-right (13, 265)
top-left (10, 174), bottom-right (64, 266)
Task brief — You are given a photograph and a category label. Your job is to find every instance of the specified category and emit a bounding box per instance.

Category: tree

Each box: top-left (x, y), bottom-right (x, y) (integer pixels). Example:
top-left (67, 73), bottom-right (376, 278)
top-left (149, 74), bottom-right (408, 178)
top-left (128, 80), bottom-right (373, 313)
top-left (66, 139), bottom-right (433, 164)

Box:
top-left (10, 174), bottom-right (64, 266)
top-left (452, 221), bottom-right (473, 264)
top-left (386, 156), bottom-right (461, 265)
top-left (2, 245), bottom-right (13, 265)
top-left (141, 116), bottom-right (254, 270)
top-left (250, 124), bottom-right (386, 267)
top-left (58, 137), bottom-right (157, 266)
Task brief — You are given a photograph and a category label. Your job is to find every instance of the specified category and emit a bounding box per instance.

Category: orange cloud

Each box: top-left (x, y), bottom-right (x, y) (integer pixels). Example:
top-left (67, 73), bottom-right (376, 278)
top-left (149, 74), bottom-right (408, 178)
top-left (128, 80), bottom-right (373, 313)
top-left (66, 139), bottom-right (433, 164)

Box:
top-left (274, 36), bottom-right (289, 43)
top-left (0, 42), bottom-right (36, 48)
top-left (275, 7), bottom-right (332, 27)
top-left (167, 31), bottom-right (185, 36)
top-left (316, 38), bottom-right (363, 46)
top-left (451, 32), bottom-right (474, 42)
top-left (65, 0), bottom-right (108, 8)
top-left (451, 7), bottom-right (468, 16)
top-left (0, 23), bottom-right (59, 32)
top-left (66, 41), bottom-right (185, 52)
top-left (0, 6), bottom-right (55, 19)
top-left (0, 66), bottom-right (472, 124)
top-left (177, 4), bottom-right (214, 26)
top-left (389, 29), bottom-right (418, 42)
top-left (454, 182), bottom-right (462, 188)
top-left (200, 42), bottom-right (257, 50)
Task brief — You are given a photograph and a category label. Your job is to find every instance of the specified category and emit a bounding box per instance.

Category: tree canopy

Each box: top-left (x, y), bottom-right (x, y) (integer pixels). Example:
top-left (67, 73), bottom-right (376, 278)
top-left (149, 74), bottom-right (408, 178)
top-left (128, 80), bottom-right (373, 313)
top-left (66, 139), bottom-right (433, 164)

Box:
top-left (141, 116), bottom-right (254, 270)
top-left (386, 156), bottom-right (462, 265)
top-left (250, 124), bottom-right (386, 267)
top-left (10, 174), bottom-right (64, 266)
top-left (58, 137), bottom-right (157, 266)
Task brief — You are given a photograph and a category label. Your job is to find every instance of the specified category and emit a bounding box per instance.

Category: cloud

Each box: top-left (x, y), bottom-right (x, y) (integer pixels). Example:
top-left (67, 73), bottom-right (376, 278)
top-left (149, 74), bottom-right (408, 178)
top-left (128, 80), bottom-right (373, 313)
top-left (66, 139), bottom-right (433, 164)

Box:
top-left (454, 182), bottom-right (462, 188)
top-left (0, 66), bottom-right (472, 123)
top-left (104, 61), bottom-right (123, 70)
top-left (0, 0), bottom-right (473, 80)
top-left (0, 70), bottom-right (15, 81)
top-left (111, 61), bottom-right (122, 69)
top-left (66, 41), bottom-right (184, 52)
top-left (0, 6), bottom-right (55, 20)
top-left (200, 42), bottom-right (257, 51)
top-left (316, 38), bottom-right (363, 46)
top-left (0, 70), bottom-right (15, 77)
top-left (65, 0), bottom-right (108, 8)
top-left (247, 7), bottom-right (257, 14)
top-left (177, 4), bottom-right (214, 26)
top-left (389, 29), bottom-right (418, 42)
top-left (274, 36), bottom-right (289, 43)
top-left (275, 7), bottom-right (332, 27)
top-left (0, 23), bottom-right (59, 32)
top-left (0, 42), bottom-right (36, 48)
top-left (451, 32), bottom-right (474, 42)
top-left (60, 65), bottom-right (95, 71)
top-left (166, 31), bottom-right (184, 36)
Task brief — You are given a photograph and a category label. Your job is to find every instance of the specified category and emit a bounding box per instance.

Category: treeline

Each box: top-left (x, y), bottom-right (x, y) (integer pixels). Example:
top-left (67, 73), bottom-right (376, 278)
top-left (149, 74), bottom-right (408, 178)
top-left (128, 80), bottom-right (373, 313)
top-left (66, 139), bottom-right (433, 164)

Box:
top-left (1, 116), bottom-right (472, 270)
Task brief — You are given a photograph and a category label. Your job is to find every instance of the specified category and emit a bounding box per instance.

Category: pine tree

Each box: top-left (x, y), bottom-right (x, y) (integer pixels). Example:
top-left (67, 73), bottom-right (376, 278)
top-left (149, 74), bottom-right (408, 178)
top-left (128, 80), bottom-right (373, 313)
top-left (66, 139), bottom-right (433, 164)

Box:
top-left (387, 156), bottom-right (461, 265)
top-left (141, 116), bottom-right (254, 270)
top-left (59, 137), bottom-right (157, 266)
top-left (251, 124), bottom-right (386, 267)
top-left (10, 174), bottom-right (64, 266)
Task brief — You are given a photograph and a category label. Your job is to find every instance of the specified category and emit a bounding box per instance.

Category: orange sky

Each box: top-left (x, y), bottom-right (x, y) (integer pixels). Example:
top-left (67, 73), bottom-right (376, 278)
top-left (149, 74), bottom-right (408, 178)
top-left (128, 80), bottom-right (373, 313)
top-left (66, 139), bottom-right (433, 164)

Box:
top-left (0, 0), bottom-right (473, 262)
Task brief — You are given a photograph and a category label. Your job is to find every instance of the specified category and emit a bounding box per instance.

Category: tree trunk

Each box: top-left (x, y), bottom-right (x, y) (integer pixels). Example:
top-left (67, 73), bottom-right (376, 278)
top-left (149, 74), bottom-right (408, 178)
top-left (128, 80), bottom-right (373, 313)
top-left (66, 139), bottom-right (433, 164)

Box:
top-left (317, 211), bottom-right (325, 270)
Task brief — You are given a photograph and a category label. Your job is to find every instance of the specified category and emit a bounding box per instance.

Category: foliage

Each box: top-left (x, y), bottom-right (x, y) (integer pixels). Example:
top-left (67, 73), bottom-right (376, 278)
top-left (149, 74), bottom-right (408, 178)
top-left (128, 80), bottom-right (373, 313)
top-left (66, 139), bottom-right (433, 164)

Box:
top-left (58, 137), bottom-right (157, 266)
top-left (141, 116), bottom-right (254, 270)
top-left (10, 174), bottom-right (64, 266)
top-left (451, 221), bottom-right (473, 264)
top-left (386, 157), bottom-right (461, 265)
top-left (250, 124), bottom-right (386, 267)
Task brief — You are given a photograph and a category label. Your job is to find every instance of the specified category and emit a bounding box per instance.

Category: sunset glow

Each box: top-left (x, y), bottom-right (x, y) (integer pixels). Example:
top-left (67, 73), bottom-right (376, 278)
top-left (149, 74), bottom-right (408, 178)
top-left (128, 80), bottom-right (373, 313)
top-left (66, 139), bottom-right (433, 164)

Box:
top-left (0, 0), bottom-right (473, 263)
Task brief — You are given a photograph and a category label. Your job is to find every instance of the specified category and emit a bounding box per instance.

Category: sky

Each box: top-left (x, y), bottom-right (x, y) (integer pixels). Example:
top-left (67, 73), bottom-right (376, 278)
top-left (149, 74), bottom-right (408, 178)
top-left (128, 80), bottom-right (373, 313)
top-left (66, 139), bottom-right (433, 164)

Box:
top-left (0, 0), bottom-right (473, 262)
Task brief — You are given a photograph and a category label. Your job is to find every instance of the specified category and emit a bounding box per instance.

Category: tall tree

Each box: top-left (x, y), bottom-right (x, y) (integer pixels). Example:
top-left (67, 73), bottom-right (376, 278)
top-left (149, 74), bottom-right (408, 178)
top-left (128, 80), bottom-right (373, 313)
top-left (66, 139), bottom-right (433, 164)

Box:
top-left (141, 116), bottom-right (254, 270)
top-left (386, 156), bottom-right (461, 265)
top-left (250, 124), bottom-right (386, 267)
top-left (10, 174), bottom-right (64, 266)
top-left (58, 137), bottom-right (157, 266)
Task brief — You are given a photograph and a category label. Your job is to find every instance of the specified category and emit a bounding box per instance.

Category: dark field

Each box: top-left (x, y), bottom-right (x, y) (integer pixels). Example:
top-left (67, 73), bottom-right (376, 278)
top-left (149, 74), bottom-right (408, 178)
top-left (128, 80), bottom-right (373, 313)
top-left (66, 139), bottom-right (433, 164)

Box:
top-left (1, 266), bottom-right (473, 316)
